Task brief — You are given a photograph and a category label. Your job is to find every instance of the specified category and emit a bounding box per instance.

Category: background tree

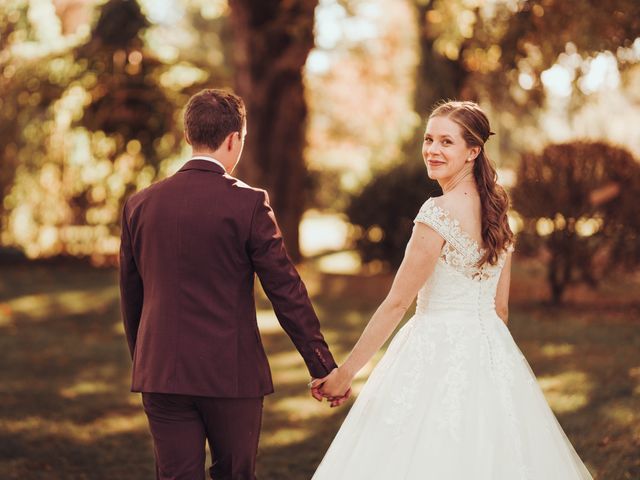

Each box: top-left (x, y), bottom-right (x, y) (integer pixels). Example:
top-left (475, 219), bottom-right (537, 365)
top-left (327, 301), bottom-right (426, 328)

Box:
top-left (0, 4), bottom-right (66, 240)
top-left (410, 0), bottom-right (640, 159)
top-left (72, 0), bottom-right (177, 219)
top-left (347, 162), bottom-right (440, 269)
top-left (304, 0), bottom-right (420, 212)
top-left (511, 141), bottom-right (640, 304)
top-left (0, 0), bottom-right (230, 261)
top-left (345, 0), bottom-right (639, 269)
top-left (413, 0), bottom-right (640, 113)
top-left (2, 0), bottom-right (182, 261)
top-left (228, 0), bottom-right (319, 262)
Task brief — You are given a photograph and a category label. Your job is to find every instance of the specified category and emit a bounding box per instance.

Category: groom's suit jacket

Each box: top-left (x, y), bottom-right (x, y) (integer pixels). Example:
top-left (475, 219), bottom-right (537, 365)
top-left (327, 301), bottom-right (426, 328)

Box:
top-left (119, 159), bottom-right (337, 397)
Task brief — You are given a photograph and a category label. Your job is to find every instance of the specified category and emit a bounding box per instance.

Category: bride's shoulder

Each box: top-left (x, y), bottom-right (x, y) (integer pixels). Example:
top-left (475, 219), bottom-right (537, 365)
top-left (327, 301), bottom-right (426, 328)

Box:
top-left (418, 194), bottom-right (444, 210)
top-left (423, 193), bottom-right (462, 218)
top-left (415, 196), bottom-right (454, 231)
top-left (416, 196), bottom-right (442, 220)
top-left (449, 190), bottom-right (483, 217)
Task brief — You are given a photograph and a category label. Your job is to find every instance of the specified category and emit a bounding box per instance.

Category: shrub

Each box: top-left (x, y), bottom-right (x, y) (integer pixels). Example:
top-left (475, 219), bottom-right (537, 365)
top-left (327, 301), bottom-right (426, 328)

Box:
top-left (512, 141), bottom-right (640, 304)
top-left (346, 161), bottom-right (441, 269)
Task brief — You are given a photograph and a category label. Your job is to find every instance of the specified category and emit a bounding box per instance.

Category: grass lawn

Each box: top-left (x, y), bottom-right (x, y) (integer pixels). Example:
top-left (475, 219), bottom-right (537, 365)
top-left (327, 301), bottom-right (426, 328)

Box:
top-left (0, 258), bottom-right (638, 479)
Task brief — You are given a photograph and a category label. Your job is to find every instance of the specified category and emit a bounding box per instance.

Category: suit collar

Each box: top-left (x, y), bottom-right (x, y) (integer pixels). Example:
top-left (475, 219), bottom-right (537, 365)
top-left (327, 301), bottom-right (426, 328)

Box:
top-left (178, 158), bottom-right (226, 175)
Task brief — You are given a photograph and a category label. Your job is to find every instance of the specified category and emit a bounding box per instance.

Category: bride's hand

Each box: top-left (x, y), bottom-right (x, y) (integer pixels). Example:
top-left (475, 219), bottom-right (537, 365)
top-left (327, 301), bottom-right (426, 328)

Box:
top-left (319, 367), bottom-right (353, 399)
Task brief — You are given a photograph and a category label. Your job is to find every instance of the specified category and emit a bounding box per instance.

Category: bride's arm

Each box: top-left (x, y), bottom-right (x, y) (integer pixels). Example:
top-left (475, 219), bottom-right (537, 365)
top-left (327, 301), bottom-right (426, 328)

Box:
top-left (494, 251), bottom-right (513, 325)
top-left (319, 222), bottom-right (444, 398)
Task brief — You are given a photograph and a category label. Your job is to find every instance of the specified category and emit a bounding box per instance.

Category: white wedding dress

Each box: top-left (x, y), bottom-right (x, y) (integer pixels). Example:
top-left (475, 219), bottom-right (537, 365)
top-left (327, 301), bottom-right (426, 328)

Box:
top-left (312, 198), bottom-right (594, 480)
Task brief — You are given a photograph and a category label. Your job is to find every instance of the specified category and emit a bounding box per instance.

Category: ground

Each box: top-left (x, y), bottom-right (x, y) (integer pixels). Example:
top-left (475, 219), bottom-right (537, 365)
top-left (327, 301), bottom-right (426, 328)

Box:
top-left (0, 257), bottom-right (638, 479)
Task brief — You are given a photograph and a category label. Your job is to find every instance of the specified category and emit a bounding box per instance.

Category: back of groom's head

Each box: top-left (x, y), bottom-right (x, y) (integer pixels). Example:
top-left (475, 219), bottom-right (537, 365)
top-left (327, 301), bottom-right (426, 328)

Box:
top-left (184, 89), bottom-right (246, 151)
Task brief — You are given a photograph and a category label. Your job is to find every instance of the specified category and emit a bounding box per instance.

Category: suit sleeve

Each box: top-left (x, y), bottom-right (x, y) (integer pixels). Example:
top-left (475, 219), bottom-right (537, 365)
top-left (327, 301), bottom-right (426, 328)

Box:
top-left (248, 190), bottom-right (337, 378)
top-left (119, 199), bottom-right (144, 359)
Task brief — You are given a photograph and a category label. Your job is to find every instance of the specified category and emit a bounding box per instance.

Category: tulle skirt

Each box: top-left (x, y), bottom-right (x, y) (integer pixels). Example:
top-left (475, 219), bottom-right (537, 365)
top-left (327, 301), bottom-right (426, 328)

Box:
top-left (312, 309), bottom-right (594, 480)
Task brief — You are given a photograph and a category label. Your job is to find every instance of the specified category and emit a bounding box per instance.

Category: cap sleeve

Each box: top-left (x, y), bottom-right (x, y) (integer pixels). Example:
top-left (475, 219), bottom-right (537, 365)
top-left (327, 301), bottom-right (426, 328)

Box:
top-left (413, 197), bottom-right (457, 246)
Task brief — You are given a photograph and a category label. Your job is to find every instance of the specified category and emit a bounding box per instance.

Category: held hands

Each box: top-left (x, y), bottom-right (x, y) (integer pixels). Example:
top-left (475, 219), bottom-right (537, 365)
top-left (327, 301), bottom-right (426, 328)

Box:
top-left (309, 367), bottom-right (353, 408)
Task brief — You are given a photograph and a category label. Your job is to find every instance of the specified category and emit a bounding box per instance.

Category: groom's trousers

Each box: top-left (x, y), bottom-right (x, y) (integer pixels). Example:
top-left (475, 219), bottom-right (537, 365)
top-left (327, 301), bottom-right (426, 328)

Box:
top-left (141, 393), bottom-right (263, 480)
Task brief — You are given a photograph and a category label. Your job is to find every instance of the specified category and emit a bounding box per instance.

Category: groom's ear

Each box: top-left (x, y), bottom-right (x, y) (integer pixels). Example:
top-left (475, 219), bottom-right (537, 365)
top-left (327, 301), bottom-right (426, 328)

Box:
top-left (227, 131), bottom-right (242, 151)
top-left (184, 131), bottom-right (191, 145)
top-left (226, 131), bottom-right (236, 151)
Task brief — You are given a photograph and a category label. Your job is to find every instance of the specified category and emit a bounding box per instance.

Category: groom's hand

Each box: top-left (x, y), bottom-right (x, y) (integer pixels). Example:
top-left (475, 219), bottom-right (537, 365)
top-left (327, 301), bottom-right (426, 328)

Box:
top-left (309, 369), bottom-right (352, 407)
top-left (308, 377), bottom-right (326, 402)
top-left (309, 378), bottom-right (351, 407)
top-left (316, 367), bottom-right (353, 408)
top-left (309, 368), bottom-right (343, 403)
top-left (309, 370), bottom-right (335, 402)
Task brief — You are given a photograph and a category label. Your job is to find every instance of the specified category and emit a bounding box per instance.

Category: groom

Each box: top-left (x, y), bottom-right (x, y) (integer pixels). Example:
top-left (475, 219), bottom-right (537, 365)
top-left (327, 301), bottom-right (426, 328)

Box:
top-left (119, 88), bottom-right (343, 480)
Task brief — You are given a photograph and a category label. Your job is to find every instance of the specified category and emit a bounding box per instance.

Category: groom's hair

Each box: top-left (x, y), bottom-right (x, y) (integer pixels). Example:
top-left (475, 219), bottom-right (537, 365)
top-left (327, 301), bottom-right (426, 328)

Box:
top-left (184, 89), bottom-right (246, 151)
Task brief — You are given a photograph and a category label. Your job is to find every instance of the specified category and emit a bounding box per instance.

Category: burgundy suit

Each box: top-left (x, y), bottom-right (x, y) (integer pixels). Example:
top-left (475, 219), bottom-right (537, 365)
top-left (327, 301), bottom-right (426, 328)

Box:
top-left (119, 158), bottom-right (337, 479)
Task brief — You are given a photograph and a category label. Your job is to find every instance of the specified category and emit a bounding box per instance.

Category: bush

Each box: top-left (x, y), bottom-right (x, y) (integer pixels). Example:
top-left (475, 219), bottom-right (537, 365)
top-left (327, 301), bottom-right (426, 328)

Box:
top-left (512, 141), bottom-right (640, 304)
top-left (346, 161), bottom-right (441, 269)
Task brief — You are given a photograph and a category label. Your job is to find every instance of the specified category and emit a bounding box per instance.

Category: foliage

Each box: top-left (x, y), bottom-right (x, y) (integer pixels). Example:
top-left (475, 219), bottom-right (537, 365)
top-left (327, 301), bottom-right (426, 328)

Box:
top-left (0, 0), bottom-right (230, 261)
top-left (0, 3), bottom-right (66, 221)
top-left (76, 0), bottom-right (172, 158)
top-left (414, 0), bottom-right (640, 114)
top-left (511, 141), bottom-right (640, 304)
top-left (2, 0), bottom-right (639, 263)
top-left (410, 0), bottom-right (640, 164)
top-left (346, 160), bottom-right (441, 268)
top-left (0, 1), bottom-right (172, 260)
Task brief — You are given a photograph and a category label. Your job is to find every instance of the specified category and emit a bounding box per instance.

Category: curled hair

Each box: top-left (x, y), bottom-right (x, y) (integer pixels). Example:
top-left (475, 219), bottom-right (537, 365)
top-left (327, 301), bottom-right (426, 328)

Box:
top-left (429, 100), bottom-right (514, 266)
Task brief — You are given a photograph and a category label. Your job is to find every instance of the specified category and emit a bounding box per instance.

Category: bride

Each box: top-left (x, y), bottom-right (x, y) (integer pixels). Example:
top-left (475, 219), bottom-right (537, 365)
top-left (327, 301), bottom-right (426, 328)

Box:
top-left (310, 101), bottom-right (594, 479)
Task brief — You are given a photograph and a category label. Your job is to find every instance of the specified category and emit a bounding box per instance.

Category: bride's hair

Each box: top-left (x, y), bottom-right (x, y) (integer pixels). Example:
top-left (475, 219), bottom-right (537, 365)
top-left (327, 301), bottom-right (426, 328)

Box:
top-left (429, 100), bottom-right (514, 266)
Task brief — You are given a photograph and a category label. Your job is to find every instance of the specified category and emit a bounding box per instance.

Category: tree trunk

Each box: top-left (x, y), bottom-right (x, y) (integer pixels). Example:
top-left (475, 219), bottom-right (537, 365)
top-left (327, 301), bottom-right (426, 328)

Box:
top-left (413, 3), bottom-right (471, 118)
top-left (402, 2), bottom-right (471, 165)
top-left (228, 0), bottom-right (318, 262)
top-left (548, 252), bottom-right (566, 305)
top-left (548, 232), bottom-right (575, 305)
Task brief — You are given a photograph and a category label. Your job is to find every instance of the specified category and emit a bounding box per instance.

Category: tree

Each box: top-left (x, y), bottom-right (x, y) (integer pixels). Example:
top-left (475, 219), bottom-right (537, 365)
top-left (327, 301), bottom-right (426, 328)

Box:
top-left (0, 0), bottom-right (229, 260)
top-left (228, 0), bottom-right (319, 262)
top-left (413, 0), bottom-right (640, 116)
top-left (409, 0), bottom-right (640, 164)
top-left (511, 141), bottom-right (640, 304)
top-left (0, 3), bottom-right (66, 232)
top-left (76, 0), bottom-right (176, 180)
top-left (347, 161), bottom-right (441, 269)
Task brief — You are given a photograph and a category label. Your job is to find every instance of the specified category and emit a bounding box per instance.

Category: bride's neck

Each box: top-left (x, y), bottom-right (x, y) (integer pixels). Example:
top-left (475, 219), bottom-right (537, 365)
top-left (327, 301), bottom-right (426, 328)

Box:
top-left (439, 167), bottom-right (477, 194)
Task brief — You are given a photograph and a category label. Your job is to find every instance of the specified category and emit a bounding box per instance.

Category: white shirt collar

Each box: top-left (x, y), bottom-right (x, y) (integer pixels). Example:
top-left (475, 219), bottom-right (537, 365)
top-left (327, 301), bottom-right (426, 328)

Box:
top-left (190, 155), bottom-right (226, 172)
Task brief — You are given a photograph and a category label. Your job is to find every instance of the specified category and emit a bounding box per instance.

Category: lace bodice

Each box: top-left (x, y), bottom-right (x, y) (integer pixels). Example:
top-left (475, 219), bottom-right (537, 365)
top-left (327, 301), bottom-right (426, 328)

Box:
top-left (409, 197), bottom-right (521, 462)
top-left (413, 197), bottom-right (514, 315)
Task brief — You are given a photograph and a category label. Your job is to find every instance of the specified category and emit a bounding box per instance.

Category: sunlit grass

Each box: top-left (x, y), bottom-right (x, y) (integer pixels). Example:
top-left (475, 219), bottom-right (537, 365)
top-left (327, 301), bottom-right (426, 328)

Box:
top-left (6, 286), bottom-right (118, 321)
top-left (603, 402), bottom-right (638, 427)
top-left (540, 342), bottom-right (576, 358)
top-left (0, 260), bottom-right (639, 479)
top-left (538, 371), bottom-right (593, 414)
top-left (2, 413), bottom-right (149, 442)
top-left (262, 427), bottom-right (312, 448)
top-left (59, 380), bottom-right (116, 399)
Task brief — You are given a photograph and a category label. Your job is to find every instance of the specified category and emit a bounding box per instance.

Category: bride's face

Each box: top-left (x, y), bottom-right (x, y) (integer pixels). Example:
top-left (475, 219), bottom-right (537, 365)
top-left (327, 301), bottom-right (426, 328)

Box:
top-left (422, 116), bottom-right (474, 181)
